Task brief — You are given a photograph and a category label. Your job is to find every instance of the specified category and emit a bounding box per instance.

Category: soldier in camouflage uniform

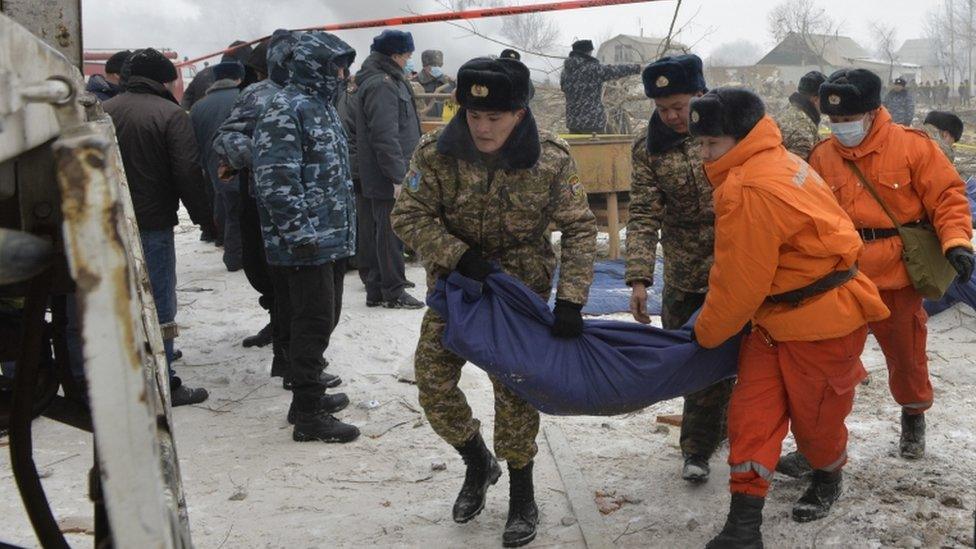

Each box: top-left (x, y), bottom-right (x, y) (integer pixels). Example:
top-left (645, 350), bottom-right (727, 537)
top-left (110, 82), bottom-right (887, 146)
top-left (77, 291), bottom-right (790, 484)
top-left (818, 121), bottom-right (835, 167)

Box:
top-left (778, 70), bottom-right (825, 159)
top-left (559, 39), bottom-right (641, 134)
top-left (626, 54), bottom-right (734, 484)
top-left (391, 57), bottom-right (596, 548)
top-left (252, 31), bottom-right (359, 444)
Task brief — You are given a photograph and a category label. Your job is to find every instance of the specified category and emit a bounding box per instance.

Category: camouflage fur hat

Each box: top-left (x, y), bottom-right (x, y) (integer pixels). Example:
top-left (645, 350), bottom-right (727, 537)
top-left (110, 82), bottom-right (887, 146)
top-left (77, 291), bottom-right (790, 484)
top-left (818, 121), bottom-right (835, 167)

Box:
top-left (689, 87), bottom-right (765, 140)
top-left (924, 110), bottom-right (964, 142)
top-left (820, 68), bottom-right (882, 116)
top-left (456, 57), bottom-right (531, 111)
top-left (798, 70), bottom-right (826, 96)
top-left (642, 54), bottom-right (706, 99)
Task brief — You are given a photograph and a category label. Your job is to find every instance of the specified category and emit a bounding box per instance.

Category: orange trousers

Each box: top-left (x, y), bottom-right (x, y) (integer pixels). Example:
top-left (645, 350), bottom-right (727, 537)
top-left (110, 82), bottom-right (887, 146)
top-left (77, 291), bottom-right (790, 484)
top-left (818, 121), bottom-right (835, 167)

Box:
top-left (727, 326), bottom-right (869, 497)
top-left (868, 286), bottom-right (932, 415)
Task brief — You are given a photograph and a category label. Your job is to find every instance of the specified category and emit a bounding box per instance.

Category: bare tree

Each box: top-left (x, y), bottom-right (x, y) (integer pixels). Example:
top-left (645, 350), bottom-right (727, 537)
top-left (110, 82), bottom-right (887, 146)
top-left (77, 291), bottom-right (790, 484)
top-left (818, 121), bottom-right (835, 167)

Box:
top-left (706, 39), bottom-right (765, 67)
top-left (924, 0), bottom-right (976, 89)
top-left (499, 11), bottom-right (560, 54)
top-left (767, 0), bottom-right (843, 71)
top-left (433, 0), bottom-right (562, 61)
top-left (871, 22), bottom-right (899, 82)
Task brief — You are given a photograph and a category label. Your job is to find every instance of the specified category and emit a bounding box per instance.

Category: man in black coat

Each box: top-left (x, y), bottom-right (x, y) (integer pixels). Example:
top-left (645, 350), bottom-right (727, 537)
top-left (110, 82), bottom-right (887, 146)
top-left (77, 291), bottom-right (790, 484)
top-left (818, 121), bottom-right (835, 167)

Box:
top-left (181, 40), bottom-right (253, 110)
top-left (103, 49), bottom-right (211, 407)
top-left (86, 50), bottom-right (131, 101)
top-left (354, 29), bottom-right (424, 309)
top-left (190, 61), bottom-right (245, 271)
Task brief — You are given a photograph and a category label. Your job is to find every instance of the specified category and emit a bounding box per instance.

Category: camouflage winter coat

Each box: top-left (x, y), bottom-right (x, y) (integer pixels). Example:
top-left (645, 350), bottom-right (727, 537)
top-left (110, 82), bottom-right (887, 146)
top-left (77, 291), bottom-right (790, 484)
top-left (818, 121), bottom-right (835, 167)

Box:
top-left (625, 111), bottom-right (714, 293)
top-left (559, 52), bottom-right (640, 133)
top-left (391, 110), bottom-right (597, 305)
top-left (212, 29), bottom-right (297, 173)
top-left (883, 88), bottom-right (916, 126)
top-left (252, 31), bottom-right (356, 266)
top-left (778, 92), bottom-right (821, 160)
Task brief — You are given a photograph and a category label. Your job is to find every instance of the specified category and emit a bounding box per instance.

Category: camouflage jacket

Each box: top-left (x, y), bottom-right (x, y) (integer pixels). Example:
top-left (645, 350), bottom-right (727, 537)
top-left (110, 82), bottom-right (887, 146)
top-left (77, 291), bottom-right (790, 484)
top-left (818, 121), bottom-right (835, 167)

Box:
top-left (390, 111), bottom-right (597, 305)
top-left (252, 31), bottom-right (356, 266)
top-left (625, 111), bottom-right (714, 293)
top-left (778, 93), bottom-right (821, 160)
top-left (213, 29), bottom-right (296, 173)
top-left (559, 52), bottom-right (640, 133)
top-left (883, 88), bottom-right (915, 126)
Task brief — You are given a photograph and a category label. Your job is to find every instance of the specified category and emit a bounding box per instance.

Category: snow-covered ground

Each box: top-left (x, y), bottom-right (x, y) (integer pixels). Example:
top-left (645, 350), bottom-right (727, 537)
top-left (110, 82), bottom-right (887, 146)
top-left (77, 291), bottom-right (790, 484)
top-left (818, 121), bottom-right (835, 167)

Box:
top-left (2, 217), bottom-right (975, 548)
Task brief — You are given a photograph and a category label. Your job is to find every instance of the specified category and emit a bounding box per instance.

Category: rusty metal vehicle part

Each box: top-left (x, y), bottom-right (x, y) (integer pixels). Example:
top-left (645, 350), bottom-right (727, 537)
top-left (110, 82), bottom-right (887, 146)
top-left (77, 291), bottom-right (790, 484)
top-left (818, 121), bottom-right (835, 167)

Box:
top-left (1, 10), bottom-right (191, 548)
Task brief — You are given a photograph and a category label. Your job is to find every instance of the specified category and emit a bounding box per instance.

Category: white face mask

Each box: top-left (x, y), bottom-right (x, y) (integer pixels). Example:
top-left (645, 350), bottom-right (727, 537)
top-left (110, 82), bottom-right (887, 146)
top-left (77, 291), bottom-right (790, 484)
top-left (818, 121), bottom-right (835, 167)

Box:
top-left (830, 116), bottom-right (870, 148)
top-left (429, 66), bottom-right (444, 78)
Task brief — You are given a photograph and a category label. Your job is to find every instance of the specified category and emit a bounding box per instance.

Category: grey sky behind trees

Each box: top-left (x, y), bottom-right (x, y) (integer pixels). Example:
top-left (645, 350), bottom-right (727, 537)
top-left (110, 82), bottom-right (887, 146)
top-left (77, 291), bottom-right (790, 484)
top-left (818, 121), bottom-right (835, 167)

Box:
top-left (81, 0), bottom-right (932, 78)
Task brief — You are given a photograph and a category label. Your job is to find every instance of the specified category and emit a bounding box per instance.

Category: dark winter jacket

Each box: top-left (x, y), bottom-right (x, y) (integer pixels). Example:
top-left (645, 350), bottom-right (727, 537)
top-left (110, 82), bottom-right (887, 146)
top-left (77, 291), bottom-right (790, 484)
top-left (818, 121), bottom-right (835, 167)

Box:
top-left (354, 51), bottom-right (422, 200)
top-left (181, 66), bottom-right (215, 110)
top-left (336, 84), bottom-right (361, 187)
top-left (86, 74), bottom-right (122, 101)
top-left (212, 29), bottom-right (297, 177)
top-left (190, 79), bottom-right (241, 193)
top-left (103, 76), bottom-right (210, 231)
top-left (559, 52), bottom-right (640, 133)
top-left (883, 88), bottom-right (916, 126)
top-left (252, 32), bottom-right (357, 266)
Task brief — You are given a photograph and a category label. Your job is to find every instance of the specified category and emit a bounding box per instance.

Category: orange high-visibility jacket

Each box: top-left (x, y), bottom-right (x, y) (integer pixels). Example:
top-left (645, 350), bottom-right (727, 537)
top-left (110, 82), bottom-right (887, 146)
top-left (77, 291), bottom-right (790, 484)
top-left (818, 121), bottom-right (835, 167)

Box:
top-left (695, 116), bottom-right (890, 349)
top-left (808, 107), bottom-right (973, 290)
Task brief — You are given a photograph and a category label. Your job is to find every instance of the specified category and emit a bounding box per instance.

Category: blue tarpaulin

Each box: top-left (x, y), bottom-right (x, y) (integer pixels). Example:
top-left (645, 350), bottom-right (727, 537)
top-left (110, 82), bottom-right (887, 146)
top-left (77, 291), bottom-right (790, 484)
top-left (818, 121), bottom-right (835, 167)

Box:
top-left (549, 258), bottom-right (664, 316)
top-left (966, 176), bottom-right (976, 225)
top-left (924, 272), bottom-right (976, 316)
top-left (428, 271), bottom-right (740, 416)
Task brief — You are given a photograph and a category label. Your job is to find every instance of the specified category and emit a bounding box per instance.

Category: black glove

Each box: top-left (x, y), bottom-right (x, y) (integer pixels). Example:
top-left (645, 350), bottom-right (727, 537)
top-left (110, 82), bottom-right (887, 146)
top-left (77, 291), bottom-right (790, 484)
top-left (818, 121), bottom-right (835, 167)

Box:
top-left (456, 248), bottom-right (493, 281)
top-left (292, 241), bottom-right (319, 261)
top-left (551, 299), bottom-right (584, 338)
top-left (946, 246), bottom-right (975, 282)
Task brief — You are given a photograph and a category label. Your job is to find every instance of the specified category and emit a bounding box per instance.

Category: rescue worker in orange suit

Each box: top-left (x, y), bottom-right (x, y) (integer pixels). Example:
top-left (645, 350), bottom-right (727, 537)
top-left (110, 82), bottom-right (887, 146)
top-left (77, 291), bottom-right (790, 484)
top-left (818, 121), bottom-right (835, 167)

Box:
top-left (805, 69), bottom-right (974, 465)
top-left (686, 87), bottom-right (890, 547)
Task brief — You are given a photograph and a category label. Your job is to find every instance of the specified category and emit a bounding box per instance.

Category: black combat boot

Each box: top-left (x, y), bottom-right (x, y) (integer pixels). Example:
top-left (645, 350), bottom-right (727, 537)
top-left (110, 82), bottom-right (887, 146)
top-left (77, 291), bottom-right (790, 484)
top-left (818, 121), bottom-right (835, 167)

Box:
top-left (682, 453), bottom-right (710, 484)
top-left (705, 493), bottom-right (764, 549)
top-left (287, 392), bottom-right (349, 424)
top-left (242, 322), bottom-right (273, 348)
top-left (291, 393), bottom-right (359, 443)
top-left (792, 469), bottom-right (842, 522)
top-left (452, 432), bottom-right (502, 523)
top-left (900, 410), bottom-right (926, 460)
top-left (776, 450), bottom-right (813, 479)
top-left (503, 461), bottom-right (539, 548)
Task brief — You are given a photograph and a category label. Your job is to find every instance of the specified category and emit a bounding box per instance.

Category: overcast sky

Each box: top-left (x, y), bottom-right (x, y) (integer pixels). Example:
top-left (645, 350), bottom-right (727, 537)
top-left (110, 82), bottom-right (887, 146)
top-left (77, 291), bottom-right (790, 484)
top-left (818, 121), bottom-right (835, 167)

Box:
top-left (81, 0), bottom-right (936, 78)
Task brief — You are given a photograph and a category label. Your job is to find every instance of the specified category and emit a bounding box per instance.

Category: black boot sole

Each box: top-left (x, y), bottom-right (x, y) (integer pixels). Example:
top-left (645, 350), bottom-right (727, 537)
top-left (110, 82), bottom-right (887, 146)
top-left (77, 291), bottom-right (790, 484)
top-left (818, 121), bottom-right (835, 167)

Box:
top-left (287, 398), bottom-right (349, 425)
top-left (292, 430), bottom-right (360, 443)
top-left (792, 504), bottom-right (833, 523)
top-left (453, 464), bottom-right (502, 524)
top-left (502, 530), bottom-right (536, 548)
top-left (242, 337), bottom-right (272, 348)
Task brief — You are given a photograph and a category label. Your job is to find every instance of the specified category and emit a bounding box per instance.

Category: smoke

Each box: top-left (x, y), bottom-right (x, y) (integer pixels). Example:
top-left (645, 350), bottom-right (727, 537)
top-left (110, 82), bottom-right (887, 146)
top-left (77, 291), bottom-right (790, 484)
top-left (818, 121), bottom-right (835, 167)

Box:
top-left (81, 0), bottom-right (561, 78)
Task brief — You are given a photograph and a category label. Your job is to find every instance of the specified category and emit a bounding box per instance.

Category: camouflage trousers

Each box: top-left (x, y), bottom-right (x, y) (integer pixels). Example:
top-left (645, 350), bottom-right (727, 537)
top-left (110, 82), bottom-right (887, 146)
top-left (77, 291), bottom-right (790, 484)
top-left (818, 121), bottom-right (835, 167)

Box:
top-left (414, 308), bottom-right (540, 468)
top-left (662, 285), bottom-right (735, 459)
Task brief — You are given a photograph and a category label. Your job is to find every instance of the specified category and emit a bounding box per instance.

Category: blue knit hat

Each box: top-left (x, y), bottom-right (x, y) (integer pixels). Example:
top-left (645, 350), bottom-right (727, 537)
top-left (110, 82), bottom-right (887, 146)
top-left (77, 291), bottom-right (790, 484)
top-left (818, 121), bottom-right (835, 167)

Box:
top-left (370, 29), bottom-right (415, 56)
top-left (213, 61), bottom-right (244, 81)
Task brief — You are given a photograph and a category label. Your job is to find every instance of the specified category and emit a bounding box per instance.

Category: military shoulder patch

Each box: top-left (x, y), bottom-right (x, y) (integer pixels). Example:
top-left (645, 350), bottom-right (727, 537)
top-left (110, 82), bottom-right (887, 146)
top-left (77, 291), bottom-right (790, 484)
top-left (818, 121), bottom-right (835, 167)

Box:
top-left (406, 169), bottom-right (422, 192)
top-left (568, 174), bottom-right (585, 199)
